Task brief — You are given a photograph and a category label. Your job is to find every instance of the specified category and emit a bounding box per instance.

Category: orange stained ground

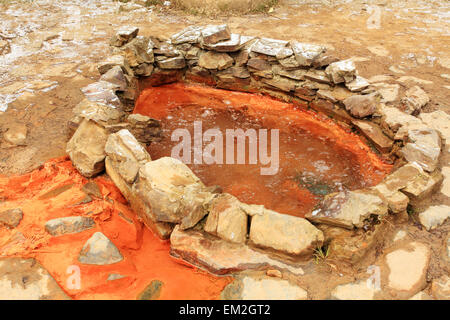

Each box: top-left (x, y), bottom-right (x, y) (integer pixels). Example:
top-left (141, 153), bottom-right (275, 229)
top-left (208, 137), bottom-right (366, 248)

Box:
top-left (0, 157), bottom-right (231, 300)
top-left (135, 83), bottom-right (393, 217)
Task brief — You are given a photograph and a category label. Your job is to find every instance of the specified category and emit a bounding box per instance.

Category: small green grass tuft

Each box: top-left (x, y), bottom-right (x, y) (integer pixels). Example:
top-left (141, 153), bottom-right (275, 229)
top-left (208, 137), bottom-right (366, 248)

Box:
top-left (313, 245), bottom-right (330, 264)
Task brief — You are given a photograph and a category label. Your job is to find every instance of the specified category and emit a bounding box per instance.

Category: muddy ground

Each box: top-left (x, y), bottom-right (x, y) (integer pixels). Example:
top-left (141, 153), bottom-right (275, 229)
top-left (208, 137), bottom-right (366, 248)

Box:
top-left (0, 0), bottom-right (449, 300)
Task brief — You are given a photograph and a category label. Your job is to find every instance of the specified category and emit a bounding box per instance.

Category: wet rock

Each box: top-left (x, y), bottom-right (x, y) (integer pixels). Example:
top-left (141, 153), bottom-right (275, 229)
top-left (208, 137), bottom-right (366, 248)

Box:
top-left (72, 98), bottom-right (125, 126)
top-left (343, 94), bottom-right (379, 118)
top-left (82, 181), bottom-right (102, 199)
top-left (0, 258), bottom-right (70, 300)
top-left (137, 280), bottom-right (163, 300)
top-left (249, 209), bottom-right (323, 257)
top-left (325, 59), bottom-right (356, 84)
top-left (3, 123), bottom-right (27, 146)
top-left (401, 127), bottom-right (441, 172)
top-left (251, 38), bottom-right (289, 56)
top-left (171, 26), bottom-right (202, 45)
top-left (170, 226), bottom-right (305, 276)
top-left (204, 193), bottom-right (248, 244)
top-left (66, 119), bottom-right (108, 178)
top-left (134, 157), bottom-right (210, 224)
top-left (100, 66), bottom-right (128, 91)
top-left (45, 216), bottom-right (95, 236)
top-left (0, 39), bottom-right (10, 55)
top-left (97, 54), bottom-right (132, 75)
top-left (352, 119), bottom-right (393, 153)
top-left (306, 190), bottom-right (387, 229)
top-left (221, 276), bottom-right (308, 300)
top-left (401, 86), bottom-right (429, 115)
top-left (110, 26), bottom-right (139, 47)
top-left (383, 242), bottom-right (430, 298)
top-left (78, 232), bottom-right (123, 265)
top-left (330, 280), bottom-right (379, 300)
top-left (431, 275), bottom-right (450, 300)
top-left (0, 208), bottom-right (23, 229)
top-left (198, 51), bottom-right (233, 70)
top-left (346, 76), bottom-right (370, 92)
top-left (81, 81), bottom-right (122, 108)
top-left (291, 42), bottom-right (326, 67)
top-left (157, 55), bottom-right (186, 69)
top-left (201, 25), bottom-right (231, 45)
top-left (419, 205), bottom-right (450, 231)
top-left (107, 273), bottom-right (126, 281)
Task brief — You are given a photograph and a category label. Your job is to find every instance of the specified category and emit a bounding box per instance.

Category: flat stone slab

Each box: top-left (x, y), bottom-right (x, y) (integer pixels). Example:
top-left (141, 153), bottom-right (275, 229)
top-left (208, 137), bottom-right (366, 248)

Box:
top-left (170, 226), bottom-right (304, 276)
top-left (221, 276), bottom-right (308, 300)
top-left (383, 242), bottom-right (431, 298)
top-left (0, 258), bottom-right (70, 300)
top-left (306, 190), bottom-right (387, 229)
top-left (0, 208), bottom-right (23, 228)
top-left (325, 59), bottom-right (356, 84)
top-left (45, 216), bottom-right (95, 236)
top-left (198, 51), bottom-right (233, 70)
top-left (78, 232), bottom-right (123, 265)
top-left (419, 205), bottom-right (450, 231)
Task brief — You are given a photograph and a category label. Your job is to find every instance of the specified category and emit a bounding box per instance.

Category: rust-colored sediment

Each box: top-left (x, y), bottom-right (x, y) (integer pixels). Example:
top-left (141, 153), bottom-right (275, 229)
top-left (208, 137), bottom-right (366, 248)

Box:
top-left (0, 157), bottom-right (231, 299)
top-left (135, 83), bottom-right (393, 216)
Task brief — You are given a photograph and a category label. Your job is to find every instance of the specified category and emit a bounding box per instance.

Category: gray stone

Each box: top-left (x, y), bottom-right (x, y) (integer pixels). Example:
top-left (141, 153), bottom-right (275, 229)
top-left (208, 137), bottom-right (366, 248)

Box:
top-left (81, 81), bottom-right (122, 108)
top-left (78, 232), bottom-right (123, 265)
top-left (304, 69), bottom-right (331, 84)
top-left (45, 216), bottom-right (95, 236)
top-left (343, 94), bottom-right (379, 118)
top-left (291, 42), bottom-right (326, 67)
top-left (325, 59), bottom-right (357, 84)
top-left (0, 258), bottom-right (70, 300)
top-left (384, 242), bottom-right (431, 298)
top-left (306, 190), bottom-right (388, 229)
top-left (0, 208), bottom-right (23, 229)
top-left (249, 209), bottom-right (324, 257)
top-left (204, 193), bottom-right (248, 244)
top-left (171, 26), bottom-right (203, 45)
top-left (204, 33), bottom-right (243, 52)
top-left (110, 26), bottom-right (139, 47)
top-left (419, 205), bottom-right (450, 231)
top-left (66, 119), bottom-right (108, 178)
top-left (262, 76), bottom-right (297, 92)
top-left (222, 276), bottom-right (308, 300)
top-left (201, 25), bottom-right (231, 45)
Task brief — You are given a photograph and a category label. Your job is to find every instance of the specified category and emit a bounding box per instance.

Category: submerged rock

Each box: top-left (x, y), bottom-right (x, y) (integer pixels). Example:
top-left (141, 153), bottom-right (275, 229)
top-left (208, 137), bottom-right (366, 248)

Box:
top-left (78, 232), bottom-right (123, 265)
top-left (137, 280), bottom-right (164, 300)
top-left (0, 258), bottom-right (70, 300)
top-left (222, 276), bottom-right (308, 300)
top-left (45, 216), bottom-right (95, 236)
